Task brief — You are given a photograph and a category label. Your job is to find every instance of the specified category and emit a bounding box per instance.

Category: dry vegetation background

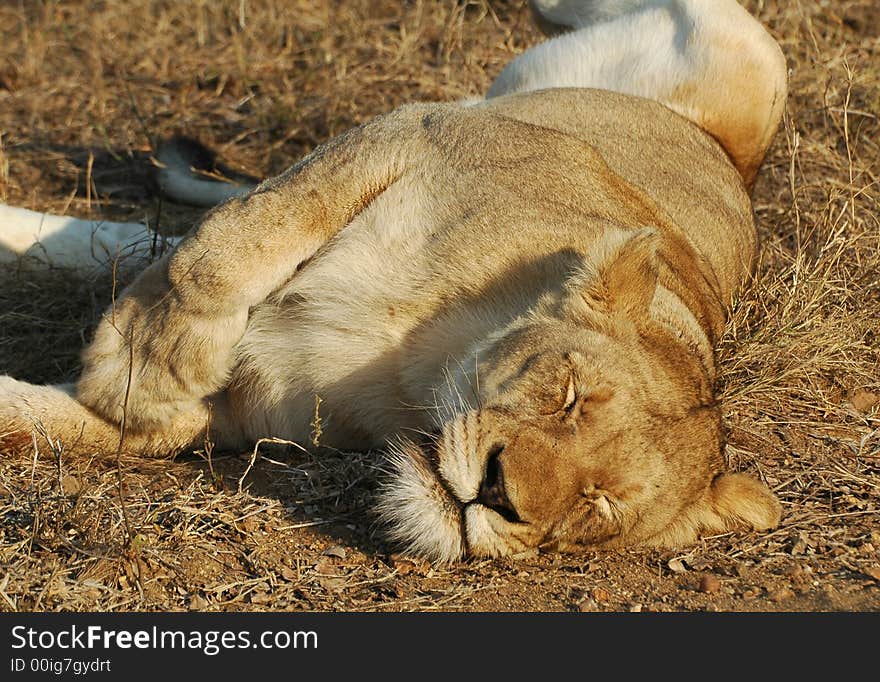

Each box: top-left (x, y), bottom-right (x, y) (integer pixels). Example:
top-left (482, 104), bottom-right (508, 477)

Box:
top-left (0, 0), bottom-right (878, 612)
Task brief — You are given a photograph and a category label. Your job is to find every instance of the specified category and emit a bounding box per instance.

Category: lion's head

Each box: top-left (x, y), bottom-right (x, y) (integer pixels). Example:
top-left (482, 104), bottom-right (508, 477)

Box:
top-left (378, 228), bottom-right (780, 562)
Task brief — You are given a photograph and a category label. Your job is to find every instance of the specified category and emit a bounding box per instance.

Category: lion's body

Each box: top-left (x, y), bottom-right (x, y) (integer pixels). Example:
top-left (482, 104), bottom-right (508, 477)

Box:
top-left (1, 0), bottom-right (789, 561)
top-left (229, 90), bottom-right (752, 450)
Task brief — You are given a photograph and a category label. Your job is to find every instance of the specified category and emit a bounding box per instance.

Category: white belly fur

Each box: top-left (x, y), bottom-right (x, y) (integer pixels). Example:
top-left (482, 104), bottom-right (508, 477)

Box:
top-left (228, 176), bottom-right (442, 448)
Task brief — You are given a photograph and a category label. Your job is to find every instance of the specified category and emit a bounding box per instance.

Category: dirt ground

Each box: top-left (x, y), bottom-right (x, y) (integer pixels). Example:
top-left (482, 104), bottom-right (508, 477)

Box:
top-left (0, 0), bottom-right (878, 612)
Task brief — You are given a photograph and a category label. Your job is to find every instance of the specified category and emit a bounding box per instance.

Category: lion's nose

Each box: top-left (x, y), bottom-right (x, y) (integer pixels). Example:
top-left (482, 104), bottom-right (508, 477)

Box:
top-left (476, 443), bottom-right (521, 522)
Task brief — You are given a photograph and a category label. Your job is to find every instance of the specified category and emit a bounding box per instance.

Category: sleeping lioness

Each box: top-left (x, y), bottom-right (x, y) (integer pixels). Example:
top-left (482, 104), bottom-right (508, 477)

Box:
top-left (0, 0), bottom-right (788, 562)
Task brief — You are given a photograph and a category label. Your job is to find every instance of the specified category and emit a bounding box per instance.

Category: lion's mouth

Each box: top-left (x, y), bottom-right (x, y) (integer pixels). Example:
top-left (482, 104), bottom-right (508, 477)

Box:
top-left (377, 425), bottom-right (537, 562)
top-left (375, 436), bottom-right (468, 563)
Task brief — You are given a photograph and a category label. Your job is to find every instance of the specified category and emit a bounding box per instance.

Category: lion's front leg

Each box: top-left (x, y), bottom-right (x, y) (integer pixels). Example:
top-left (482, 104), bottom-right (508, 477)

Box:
top-left (74, 192), bottom-right (332, 432)
top-left (75, 106), bottom-right (425, 431)
top-left (76, 252), bottom-right (249, 430)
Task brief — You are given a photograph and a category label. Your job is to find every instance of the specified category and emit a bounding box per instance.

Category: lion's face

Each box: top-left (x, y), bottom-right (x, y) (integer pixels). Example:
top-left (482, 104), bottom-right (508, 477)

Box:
top-left (379, 229), bottom-right (781, 562)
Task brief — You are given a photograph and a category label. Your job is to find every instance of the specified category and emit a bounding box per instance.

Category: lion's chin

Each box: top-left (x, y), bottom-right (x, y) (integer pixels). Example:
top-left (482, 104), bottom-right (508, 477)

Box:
top-left (376, 438), bottom-right (465, 564)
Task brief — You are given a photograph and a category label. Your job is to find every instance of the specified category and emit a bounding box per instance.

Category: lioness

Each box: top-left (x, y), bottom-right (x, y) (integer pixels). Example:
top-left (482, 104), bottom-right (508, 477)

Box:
top-left (0, 0), bottom-right (788, 562)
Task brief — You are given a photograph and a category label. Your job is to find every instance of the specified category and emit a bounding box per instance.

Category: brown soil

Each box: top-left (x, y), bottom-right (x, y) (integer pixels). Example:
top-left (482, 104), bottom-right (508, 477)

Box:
top-left (0, 0), bottom-right (878, 612)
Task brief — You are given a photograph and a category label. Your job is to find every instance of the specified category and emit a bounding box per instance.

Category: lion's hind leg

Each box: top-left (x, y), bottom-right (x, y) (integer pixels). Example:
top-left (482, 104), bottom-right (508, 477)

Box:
top-left (489, 0), bottom-right (788, 189)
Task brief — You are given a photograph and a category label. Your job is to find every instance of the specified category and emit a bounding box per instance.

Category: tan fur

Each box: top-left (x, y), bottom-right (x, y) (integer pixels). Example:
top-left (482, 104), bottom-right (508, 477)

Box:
top-left (1, 1), bottom-right (787, 561)
top-left (0, 377), bottom-right (214, 458)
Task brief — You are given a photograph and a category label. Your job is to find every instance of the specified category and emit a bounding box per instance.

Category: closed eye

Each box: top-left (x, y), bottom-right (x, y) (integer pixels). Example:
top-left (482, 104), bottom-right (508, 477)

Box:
top-left (562, 375), bottom-right (577, 412)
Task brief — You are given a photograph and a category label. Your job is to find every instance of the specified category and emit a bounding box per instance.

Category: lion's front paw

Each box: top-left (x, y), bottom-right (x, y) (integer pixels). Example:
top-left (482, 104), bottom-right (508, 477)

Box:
top-left (76, 259), bottom-right (247, 431)
top-left (0, 377), bottom-right (73, 453)
top-left (0, 376), bottom-right (37, 452)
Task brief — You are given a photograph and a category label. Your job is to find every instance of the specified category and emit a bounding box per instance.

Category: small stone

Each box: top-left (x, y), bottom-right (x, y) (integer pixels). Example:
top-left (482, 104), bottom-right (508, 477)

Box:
top-left (769, 587), bottom-right (794, 603)
top-left (843, 494), bottom-right (867, 510)
top-left (699, 574), bottom-right (722, 594)
top-left (790, 537), bottom-right (808, 555)
top-left (317, 575), bottom-right (346, 593)
top-left (390, 555), bottom-right (415, 575)
top-left (592, 586), bottom-right (611, 603)
top-left (741, 587), bottom-right (760, 600)
top-left (849, 389), bottom-right (879, 413)
top-left (46, 577), bottom-right (68, 601)
top-left (786, 564), bottom-right (811, 588)
top-left (322, 545), bottom-right (347, 560)
top-left (189, 594), bottom-right (208, 610)
top-left (578, 598), bottom-right (598, 612)
top-left (130, 534), bottom-right (148, 553)
top-left (315, 556), bottom-right (338, 574)
top-left (239, 516), bottom-right (260, 533)
top-left (629, 603), bottom-right (643, 613)
top-left (667, 557), bottom-right (688, 573)
top-left (390, 553), bottom-right (430, 576)
top-left (61, 474), bottom-right (81, 496)
top-left (250, 591), bottom-right (271, 604)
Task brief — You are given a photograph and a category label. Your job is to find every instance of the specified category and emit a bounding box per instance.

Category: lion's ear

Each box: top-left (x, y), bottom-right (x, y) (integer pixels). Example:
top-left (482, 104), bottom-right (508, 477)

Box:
top-left (698, 472), bottom-right (782, 534)
top-left (566, 227), bottom-right (660, 322)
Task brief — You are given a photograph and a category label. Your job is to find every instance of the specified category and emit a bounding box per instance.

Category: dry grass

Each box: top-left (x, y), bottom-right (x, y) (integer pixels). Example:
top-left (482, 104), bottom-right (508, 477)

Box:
top-left (0, 0), bottom-right (878, 612)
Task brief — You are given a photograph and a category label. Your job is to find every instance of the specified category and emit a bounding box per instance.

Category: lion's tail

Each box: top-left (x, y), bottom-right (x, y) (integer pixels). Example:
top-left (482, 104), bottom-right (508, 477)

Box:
top-left (491, 0), bottom-right (788, 190)
top-left (0, 138), bottom-right (255, 273)
top-left (154, 136), bottom-right (256, 208)
top-left (0, 376), bottom-right (210, 459)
